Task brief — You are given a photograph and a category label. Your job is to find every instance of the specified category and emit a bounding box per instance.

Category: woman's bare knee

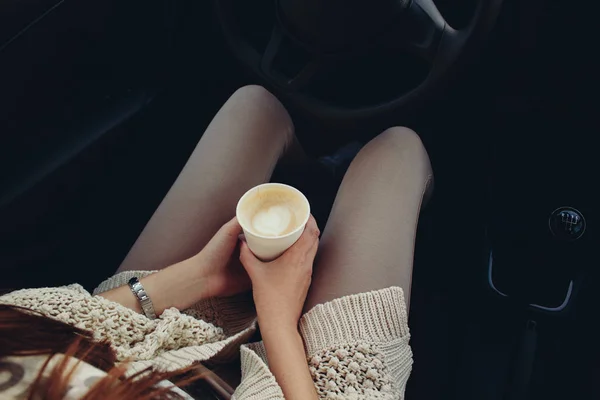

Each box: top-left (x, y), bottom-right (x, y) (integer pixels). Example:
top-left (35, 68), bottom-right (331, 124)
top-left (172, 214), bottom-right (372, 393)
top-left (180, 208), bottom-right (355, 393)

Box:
top-left (230, 85), bottom-right (278, 107)
top-left (352, 127), bottom-right (431, 174)
top-left (369, 127), bottom-right (425, 157)
top-left (306, 127), bottom-right (431, 309)
top-left (226, 85), bottom-right (294, 145)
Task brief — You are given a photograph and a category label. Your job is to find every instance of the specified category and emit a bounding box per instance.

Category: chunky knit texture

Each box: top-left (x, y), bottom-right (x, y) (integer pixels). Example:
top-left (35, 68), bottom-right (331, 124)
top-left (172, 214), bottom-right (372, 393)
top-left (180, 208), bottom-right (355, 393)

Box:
top-left (232, 287), bottom-right (412, 399)
top-left (0, 272), bottom-right (412, 399)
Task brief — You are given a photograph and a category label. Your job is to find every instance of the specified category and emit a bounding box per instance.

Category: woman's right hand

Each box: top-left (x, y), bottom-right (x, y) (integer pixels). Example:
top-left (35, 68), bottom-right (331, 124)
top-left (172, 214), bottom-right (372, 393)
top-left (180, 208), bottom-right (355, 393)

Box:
top-left (239, 215), bottom-right (320, 331)
top-left (240, 215), bottom-right (321, 400)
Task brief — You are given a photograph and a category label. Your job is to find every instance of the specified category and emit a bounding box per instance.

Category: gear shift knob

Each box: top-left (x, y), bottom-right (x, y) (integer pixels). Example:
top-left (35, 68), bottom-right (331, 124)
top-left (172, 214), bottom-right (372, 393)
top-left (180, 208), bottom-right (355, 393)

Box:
top-left (549, 207), bottom-right (586, 241)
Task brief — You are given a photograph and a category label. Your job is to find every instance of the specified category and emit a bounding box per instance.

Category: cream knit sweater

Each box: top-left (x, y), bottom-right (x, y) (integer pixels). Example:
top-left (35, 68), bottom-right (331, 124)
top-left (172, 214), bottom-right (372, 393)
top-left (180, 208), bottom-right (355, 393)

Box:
top-left (0, 271), bottom-right (413, 399)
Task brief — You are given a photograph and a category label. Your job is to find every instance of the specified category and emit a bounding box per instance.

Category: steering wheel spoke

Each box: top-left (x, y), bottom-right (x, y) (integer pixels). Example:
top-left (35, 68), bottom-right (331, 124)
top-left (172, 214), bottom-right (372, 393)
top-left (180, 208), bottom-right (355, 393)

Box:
top-left (260, 25), bottom-right (325, 92)
top-left (394, 0), bottom-right (453, 62)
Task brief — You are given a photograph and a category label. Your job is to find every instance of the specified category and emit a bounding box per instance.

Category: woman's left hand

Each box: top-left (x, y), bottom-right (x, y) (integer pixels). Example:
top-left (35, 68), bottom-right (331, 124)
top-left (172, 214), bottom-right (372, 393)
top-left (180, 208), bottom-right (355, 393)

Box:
top-left (99, 218), bottom-right (250, 315)
top-left (192, 217), bottom-right (251, 298)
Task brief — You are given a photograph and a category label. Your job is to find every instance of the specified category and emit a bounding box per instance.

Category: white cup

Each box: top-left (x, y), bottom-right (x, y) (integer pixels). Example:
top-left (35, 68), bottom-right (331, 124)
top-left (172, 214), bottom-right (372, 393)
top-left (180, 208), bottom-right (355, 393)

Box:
top-left (236, 183), bottom-right (310, 261)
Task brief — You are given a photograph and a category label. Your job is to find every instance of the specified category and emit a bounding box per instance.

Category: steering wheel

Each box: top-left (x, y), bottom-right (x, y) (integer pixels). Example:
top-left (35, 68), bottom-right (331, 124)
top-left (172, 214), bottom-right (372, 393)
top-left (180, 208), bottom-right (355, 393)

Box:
top-left (216, 0), bottom-right (503, 123)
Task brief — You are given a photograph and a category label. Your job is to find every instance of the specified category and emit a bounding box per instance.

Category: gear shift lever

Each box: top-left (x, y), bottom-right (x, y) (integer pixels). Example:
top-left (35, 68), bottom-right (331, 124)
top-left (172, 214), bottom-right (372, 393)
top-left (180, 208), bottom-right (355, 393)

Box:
top-left (549, 207), bottom-right (586, 241)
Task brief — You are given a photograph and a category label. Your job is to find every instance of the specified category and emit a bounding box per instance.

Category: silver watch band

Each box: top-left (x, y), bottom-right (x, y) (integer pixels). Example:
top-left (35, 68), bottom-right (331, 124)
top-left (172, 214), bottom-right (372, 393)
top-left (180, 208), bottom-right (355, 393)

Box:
top-left (127, 277), bottom-right (157, 319)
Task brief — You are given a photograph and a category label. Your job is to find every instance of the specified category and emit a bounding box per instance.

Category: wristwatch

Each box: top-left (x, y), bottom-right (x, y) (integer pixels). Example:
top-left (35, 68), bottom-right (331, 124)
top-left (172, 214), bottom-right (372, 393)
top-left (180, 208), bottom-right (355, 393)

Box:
top-left (127, 277), bottom-right (157, 319)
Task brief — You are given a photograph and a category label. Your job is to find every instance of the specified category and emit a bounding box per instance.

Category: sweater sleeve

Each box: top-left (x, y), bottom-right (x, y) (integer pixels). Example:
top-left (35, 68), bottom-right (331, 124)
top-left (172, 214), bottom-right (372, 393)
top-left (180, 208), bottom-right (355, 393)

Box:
top-left (300, 286), bottom-right (412, 399)
top-left (0, 285), bottom-right (227, 362)
top-left (232, 345), bottom-right (284, 400)
top-left (235, 287), bottom-right (412, 400)
top-left (93, 270), bottom-right (257, 338)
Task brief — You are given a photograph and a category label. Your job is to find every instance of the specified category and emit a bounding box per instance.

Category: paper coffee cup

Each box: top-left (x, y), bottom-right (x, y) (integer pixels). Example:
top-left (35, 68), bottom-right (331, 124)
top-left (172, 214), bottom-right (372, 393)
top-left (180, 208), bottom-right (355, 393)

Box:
top-left (236, 183), bottom-right (310, 261)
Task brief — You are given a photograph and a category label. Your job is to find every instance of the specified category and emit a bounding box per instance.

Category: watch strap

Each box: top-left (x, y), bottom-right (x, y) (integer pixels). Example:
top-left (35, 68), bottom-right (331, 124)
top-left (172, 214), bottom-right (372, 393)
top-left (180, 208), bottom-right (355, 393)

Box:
top-left (127, 277), bottom-right (157, 319)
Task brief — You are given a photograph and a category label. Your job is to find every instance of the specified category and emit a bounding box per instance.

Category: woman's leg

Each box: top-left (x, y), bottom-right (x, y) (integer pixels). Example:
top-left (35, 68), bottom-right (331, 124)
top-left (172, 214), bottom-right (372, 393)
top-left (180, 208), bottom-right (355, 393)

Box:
top-left (304, 127), bottom-right (433, 312)
top-left (117, 85), bottom-right (300, 273)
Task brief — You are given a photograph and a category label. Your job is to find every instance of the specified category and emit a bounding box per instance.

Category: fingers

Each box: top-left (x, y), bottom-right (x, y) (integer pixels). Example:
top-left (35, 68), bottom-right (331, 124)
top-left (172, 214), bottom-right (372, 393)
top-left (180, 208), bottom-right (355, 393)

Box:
top-left (240, 215), bottom-right (319, 269)
top-left (306, 215), bottom-right (319, 236)
top-left (307, 229), bottom-right (319, 257)
top-left (289, 215), bottom-right (320, 255)
top-left (239, 241), bottom-right (258, 274)
top-left (305, 227), bottom-right (319, 264)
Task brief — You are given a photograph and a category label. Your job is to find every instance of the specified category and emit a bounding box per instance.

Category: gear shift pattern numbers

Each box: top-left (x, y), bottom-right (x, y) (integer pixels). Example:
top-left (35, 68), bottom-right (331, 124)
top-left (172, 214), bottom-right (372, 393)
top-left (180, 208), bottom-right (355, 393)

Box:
top-left (549, 207), bottom-right (586, 241)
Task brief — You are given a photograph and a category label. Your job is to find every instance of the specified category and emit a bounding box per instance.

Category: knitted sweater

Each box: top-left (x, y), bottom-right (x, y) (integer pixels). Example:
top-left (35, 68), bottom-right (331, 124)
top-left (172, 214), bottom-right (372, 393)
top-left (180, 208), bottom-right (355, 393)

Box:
top-left (0, 271), bottom-right (413, 399)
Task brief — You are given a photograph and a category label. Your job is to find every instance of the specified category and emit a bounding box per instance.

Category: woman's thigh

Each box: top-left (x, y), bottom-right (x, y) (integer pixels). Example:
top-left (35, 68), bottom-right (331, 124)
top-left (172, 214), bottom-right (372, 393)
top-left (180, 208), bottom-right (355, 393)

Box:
top-left (304, 127), bottom-right (433, 312)
top-left (117, 85), bottom-right (298, 273)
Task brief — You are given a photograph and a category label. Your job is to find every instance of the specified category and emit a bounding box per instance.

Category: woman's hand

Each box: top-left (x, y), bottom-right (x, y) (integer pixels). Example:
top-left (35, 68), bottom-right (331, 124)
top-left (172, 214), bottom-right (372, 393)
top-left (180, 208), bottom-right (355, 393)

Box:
top-left (239, 215), bottom-right (320, 331)
top-left (192, 217), bottom-right (251, 298)
top-left (99, 218), bottom-right (251, 315)
top-left (239, 215), bottom-right (320, 400)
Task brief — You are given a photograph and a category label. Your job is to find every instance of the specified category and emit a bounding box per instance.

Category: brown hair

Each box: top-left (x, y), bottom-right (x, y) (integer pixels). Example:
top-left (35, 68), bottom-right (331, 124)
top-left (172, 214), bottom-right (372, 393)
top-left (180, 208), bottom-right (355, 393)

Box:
top-left (0, 304), bottom-right (207, 400)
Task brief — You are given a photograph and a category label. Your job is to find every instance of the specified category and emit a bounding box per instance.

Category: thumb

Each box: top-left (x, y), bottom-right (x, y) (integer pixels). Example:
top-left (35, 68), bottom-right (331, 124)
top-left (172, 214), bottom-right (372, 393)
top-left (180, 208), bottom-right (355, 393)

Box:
top-left (218, 217), bottom-right (242, 240)
top-left (207, 218), bottom-right (242, 253)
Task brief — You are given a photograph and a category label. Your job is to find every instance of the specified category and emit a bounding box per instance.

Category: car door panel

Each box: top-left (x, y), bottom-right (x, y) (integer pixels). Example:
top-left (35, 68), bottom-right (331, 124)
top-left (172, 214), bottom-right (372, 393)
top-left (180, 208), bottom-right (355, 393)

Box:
top-left (0, 0), bottom-right (174, 186)
top-left (0, 0), bottom-right (183, 289)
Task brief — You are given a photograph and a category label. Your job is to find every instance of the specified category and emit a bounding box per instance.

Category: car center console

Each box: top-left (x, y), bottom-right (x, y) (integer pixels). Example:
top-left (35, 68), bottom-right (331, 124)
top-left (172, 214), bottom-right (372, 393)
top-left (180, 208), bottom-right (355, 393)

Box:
top-left (486, 118), bottom-right (596, 315)
top-left (480, 112), bottom-right (598, 399)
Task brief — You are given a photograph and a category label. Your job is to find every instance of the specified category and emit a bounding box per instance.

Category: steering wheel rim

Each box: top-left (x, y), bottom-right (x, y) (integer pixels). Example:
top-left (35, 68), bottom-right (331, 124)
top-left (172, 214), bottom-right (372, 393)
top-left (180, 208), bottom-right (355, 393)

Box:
top-left (216, 0), bottom-right (504, 123)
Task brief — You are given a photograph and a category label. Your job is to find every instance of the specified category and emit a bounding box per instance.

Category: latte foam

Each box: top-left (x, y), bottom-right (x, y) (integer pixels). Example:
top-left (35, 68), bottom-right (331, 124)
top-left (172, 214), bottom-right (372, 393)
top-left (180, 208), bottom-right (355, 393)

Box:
top-left (251, 204), bottom-right (296, 237)
top-left (237, 184), bottom-right (309, 238)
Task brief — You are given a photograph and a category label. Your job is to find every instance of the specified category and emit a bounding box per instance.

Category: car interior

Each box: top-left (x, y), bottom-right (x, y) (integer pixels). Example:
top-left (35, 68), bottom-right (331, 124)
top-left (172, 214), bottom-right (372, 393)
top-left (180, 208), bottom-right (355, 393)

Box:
top-left (0, 0), bottom-right (597, 398)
